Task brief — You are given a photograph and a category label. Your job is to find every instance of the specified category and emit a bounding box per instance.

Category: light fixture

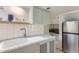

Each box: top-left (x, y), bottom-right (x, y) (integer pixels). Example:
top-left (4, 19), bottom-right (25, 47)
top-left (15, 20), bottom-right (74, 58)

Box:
top-left (8, 6), bottom-right (25, 16)
top-left (46, 7), bottom-right (51, 9)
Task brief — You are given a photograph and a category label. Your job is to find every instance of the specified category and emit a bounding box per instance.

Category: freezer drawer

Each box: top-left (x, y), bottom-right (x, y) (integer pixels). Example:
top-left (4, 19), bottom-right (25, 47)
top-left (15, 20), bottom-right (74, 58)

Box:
top-left (62, 33), bottom-right (79, 53)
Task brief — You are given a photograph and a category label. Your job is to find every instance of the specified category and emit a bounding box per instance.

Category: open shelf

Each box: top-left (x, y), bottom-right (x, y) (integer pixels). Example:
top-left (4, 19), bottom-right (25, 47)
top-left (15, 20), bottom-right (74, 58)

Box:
top-left (0, 21), bottom-right (31, 24)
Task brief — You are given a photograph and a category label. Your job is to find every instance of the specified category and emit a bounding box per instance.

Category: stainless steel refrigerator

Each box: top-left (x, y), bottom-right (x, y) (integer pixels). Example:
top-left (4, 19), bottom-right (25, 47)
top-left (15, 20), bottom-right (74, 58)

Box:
top-left (62, 21), bottom-right (79, 53)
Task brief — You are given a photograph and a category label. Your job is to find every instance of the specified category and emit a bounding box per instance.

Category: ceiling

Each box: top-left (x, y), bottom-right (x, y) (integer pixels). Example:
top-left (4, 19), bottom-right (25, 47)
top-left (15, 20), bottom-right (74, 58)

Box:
top-left (1, 6), bottom-right (79, 17)
top-left (39, 6), bottom-right (79, 16)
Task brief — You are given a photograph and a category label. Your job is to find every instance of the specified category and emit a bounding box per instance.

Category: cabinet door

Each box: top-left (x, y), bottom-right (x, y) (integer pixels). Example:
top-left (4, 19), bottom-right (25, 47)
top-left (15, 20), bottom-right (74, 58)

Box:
top-left (40, 43), bottom-right (47, 53)
top-left (41, 10), bottom-right (46, 24)
top-left (49, 40), bottom-right (54, 53)
top-left (46, 11), bottom-right (50, 24)
top-left (33, 7), bottom-right (42, 24)
top-left (42, 10), bottom-right (50, 24)
top-left (33, 7), bottom-right (50, 24)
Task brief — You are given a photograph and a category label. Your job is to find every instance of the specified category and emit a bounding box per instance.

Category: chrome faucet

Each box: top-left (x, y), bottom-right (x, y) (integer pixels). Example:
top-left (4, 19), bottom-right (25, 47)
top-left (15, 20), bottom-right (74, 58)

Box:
top-left (20, 28), bottom-right (26, 37)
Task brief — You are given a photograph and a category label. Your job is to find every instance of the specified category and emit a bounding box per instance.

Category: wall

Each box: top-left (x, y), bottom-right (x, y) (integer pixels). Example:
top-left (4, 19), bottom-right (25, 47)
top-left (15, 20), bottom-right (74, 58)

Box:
top-left (49, 12), bottom-right (59, 24)
top-left (0, 7), bottom-right (45, 40)
top-left (0, 23), bottom-right (44, 40)
top-left (44, 24), bottom-right (49, 34)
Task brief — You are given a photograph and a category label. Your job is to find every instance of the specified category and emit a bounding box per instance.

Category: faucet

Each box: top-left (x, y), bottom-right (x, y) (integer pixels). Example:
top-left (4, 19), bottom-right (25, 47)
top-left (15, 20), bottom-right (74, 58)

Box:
top-left (0, 28), bottom-right (27, 42)
top-left (20, 28), bottom-right (27, 37)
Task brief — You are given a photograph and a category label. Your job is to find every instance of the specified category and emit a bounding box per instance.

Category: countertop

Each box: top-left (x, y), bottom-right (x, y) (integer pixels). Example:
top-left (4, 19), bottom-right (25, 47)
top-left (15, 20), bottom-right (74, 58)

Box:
top-left (0, 35), bottom-right (56, 52)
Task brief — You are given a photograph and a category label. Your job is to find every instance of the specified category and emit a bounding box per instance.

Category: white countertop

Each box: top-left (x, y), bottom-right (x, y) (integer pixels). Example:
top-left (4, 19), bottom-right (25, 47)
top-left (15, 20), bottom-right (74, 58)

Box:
top-left (0, 35), bottom-right (56, 52)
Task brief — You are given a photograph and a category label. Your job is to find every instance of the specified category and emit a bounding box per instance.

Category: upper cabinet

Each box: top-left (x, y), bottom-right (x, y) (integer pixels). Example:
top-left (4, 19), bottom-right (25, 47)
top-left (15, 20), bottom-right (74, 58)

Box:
top-left (28, 7), bottom-right (51, 24)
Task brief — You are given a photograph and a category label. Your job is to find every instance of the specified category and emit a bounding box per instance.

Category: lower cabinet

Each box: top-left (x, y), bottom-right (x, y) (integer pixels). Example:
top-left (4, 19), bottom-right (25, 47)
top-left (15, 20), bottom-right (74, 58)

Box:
top-left (40, 40), bottom-right (55, 53)
top-left (40, 43), bottom-right (47, 53)
top-left (49, 41), bottom-right (55, 53)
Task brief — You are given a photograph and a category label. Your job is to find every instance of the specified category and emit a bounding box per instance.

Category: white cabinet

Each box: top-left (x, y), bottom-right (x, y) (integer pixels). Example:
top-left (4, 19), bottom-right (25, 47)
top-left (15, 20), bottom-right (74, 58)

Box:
top-left (40, 39), bottom-right (55, 53)
top-left (33, 7), bottom-right (42, 24)
top-left (29, 7), bottom-right (50, 24)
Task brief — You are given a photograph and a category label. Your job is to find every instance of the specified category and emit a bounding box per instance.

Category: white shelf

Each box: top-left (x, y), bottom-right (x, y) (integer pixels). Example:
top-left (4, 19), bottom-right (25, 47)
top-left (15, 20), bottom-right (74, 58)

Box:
top-left (0, 21), bottom-right (31, 24)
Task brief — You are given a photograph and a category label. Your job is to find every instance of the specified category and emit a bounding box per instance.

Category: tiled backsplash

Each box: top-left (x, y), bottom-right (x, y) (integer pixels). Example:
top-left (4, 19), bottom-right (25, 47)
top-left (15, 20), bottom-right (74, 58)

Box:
top-left (0, 23), bottom-right (44, 40)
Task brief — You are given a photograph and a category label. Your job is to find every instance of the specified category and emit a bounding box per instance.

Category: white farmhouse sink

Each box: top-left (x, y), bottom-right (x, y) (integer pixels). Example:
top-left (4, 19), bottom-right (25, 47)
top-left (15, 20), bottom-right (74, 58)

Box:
top-left (0, 35), bottom-right (55, 52)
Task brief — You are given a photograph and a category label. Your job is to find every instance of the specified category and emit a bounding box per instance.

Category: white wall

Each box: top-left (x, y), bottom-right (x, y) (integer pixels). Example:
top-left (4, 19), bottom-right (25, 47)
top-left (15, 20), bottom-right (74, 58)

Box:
top-left (0, 23), bottom-right (44, 40)
top-left (0, 7), bottom-right (45, 40)
top-left (49, 12), bottom-right (59, 24)
top-left (44, 24), bottom-right (49, 34)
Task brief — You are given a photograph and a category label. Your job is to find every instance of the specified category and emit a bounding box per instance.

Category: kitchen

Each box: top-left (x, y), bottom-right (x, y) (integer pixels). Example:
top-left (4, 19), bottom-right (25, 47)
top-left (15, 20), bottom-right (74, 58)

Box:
top-left (0, 6), bottom-right (79, 53)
